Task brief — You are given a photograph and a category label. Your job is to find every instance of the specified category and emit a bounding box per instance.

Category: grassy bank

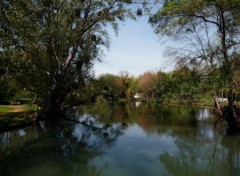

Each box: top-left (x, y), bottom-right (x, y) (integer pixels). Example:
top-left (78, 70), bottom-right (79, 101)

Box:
top-left (0, 105), bottom-right (38, 132)
top-left (0, 105), bottom-right (37, 113)
top-left (0, 106), bottom-right (15, 112)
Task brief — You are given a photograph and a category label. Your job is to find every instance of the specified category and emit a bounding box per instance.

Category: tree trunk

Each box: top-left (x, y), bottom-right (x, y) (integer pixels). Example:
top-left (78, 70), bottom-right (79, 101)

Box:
top-left (39, 73), bottom-right (65, 119)
top-left (214, 82), bottom-right (240, 131)
top-left (49, 93), bottom-right (61, 116)
top-left (214, 96), bottom-right (222, 116)
top-left (227, 81), bottom-right (240, 130)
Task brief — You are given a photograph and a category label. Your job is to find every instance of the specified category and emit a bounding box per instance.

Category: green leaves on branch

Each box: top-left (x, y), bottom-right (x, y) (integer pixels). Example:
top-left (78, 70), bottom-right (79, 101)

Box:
top-left (0, 0), bottom-right (152, 108)
top-left (150, 0), bottom-right (240, 85)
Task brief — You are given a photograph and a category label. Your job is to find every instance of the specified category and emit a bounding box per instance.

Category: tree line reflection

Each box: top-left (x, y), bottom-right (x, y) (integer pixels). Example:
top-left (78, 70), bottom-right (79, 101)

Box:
top-left (0, 103), bottom-right (239, 176)
top-left (0, 112), bottom-right (126, 176)
top-left (77, 103), bottom-right (240, 176)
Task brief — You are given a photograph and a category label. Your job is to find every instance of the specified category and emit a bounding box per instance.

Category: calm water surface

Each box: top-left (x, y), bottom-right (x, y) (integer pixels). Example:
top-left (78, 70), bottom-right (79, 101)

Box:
top-left (1, 103), bottom-right (240, 176)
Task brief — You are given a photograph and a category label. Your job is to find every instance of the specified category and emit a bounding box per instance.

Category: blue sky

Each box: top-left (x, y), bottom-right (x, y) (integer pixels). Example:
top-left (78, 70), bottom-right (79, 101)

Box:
top-left (93, 15), bottom-right (175, 77)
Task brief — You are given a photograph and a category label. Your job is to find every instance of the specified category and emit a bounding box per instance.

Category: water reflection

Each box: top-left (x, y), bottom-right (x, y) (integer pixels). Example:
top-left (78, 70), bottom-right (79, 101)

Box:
top-left (0, 113), bottom-right (125, 176)
top-left (0, 103), bottom-right (240, 176)
top-left (159, 129), bottom-right (240, 176)
top-left (221, 135), bottom-right (240, 176)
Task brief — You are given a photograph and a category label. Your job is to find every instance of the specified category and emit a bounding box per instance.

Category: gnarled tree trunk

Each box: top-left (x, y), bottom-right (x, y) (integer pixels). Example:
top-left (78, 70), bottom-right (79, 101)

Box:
top-left (215, 81), bottom-right (240, 131)
top-left (227, 81), bottom-right (240, 130)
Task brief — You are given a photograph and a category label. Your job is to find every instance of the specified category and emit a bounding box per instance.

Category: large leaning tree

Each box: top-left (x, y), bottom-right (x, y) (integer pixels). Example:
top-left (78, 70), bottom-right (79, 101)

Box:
top-left (0, 0), bottom-right (153, 117)
top-left (150, 0), bottom-right (240, 129)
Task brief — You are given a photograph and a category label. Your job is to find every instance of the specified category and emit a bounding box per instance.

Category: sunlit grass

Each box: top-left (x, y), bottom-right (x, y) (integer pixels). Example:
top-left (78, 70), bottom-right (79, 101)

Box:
top-left (22, 104), bottom-right (38, 112)
top-left (0, 106), bottom-right (15, 112)
top-left (0, 105), bottom-right (38, 113)
top-left (0, 105), bottom-right (38, 131)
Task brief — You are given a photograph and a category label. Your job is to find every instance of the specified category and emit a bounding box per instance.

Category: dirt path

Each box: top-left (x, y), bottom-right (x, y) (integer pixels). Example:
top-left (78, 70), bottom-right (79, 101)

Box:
top-left (8, 105), bottom-right (26, 112)
top-left (0, 105), bottom-right (27, 113)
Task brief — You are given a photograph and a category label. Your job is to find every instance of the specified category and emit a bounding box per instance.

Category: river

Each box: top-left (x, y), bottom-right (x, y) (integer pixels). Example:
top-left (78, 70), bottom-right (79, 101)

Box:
top-left (0, 103), bottom-right (240, 176)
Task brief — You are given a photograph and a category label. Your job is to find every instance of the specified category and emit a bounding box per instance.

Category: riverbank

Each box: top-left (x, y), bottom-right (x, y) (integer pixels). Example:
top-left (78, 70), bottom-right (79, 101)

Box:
top-left (118, 98), bottom-right (216, 107)
top-left (0, 101), bottom-right (217, 132)
top-left (0, 105), bottom-right (38, 132)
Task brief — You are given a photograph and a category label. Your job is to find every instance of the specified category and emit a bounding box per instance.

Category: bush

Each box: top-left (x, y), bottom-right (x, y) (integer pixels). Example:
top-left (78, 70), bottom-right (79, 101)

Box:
top-left (96, 95), bottom-right (107, 103)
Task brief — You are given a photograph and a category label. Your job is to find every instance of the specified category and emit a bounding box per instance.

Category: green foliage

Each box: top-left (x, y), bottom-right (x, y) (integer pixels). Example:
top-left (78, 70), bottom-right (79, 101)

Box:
top-left (0, 106), bottom-right (14, 112)
top-left (126, 77), bottom-right (139, 100)
top-left (97, 74), bottom-right (126, 101)
top-left (0, 0), bottom-right (152, 110)
top-left (151, 0), bottom-right (240, 79)
top-left (11, 90), bottom-right (34, 103)
top-left (148, 0), bottom-right (240, 109)
top-left (96, 95), bottom-right (107, 104)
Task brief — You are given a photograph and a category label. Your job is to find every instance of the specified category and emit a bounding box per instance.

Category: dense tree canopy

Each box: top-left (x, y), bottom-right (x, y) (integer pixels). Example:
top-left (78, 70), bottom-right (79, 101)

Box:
top-left (2, 0), bottom-right (240, 130)
top-left (150, 0), bottom-right (240, 79)
top-left (0, 0), bottom-right (152, 115)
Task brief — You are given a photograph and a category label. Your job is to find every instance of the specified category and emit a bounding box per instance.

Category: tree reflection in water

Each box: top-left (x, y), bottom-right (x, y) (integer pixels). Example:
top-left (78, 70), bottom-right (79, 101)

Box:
top-left (159, 121), bottom-right (240, 176)
top-left (221, 134), bottom-right (240, 176)
top-left (1, 103), bottom-right (240, 176)
top-left (0, 112), bottom-right (125, 176)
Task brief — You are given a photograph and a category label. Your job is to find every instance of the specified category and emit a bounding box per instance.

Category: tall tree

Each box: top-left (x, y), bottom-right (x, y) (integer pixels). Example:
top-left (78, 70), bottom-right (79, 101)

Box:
top-left (138, 71), bottom-right (158, 101)
top-left (0, 0), bottom-right (151, 117)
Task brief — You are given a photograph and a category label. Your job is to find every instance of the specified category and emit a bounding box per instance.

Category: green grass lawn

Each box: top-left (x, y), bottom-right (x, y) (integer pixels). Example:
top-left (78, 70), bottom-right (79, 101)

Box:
top-left (0, 105), bottom-right (38, 113)
top-left (0, 106), bottom-right (15, 112)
